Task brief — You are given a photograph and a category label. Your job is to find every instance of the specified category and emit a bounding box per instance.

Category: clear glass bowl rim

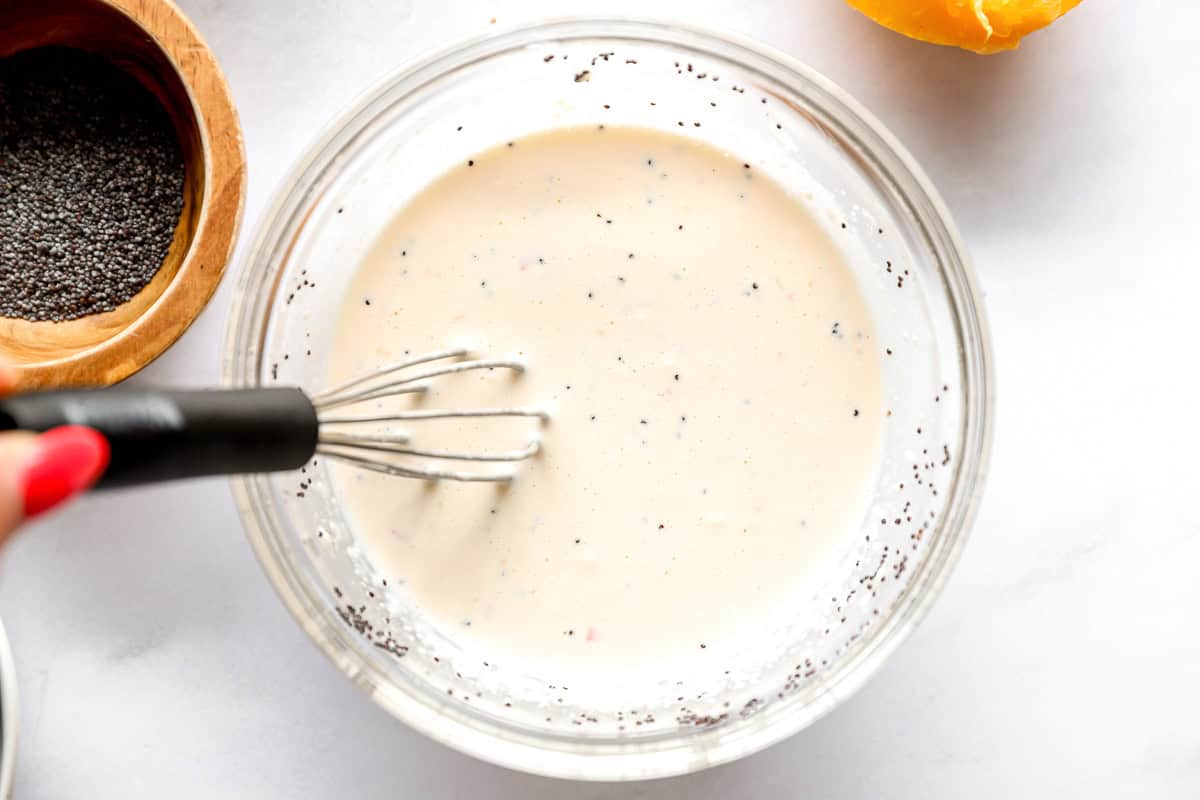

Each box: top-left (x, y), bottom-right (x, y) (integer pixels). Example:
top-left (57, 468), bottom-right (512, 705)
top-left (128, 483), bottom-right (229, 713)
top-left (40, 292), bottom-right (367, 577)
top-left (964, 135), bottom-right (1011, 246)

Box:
top-left (223, 17), bottom-right (995, 781)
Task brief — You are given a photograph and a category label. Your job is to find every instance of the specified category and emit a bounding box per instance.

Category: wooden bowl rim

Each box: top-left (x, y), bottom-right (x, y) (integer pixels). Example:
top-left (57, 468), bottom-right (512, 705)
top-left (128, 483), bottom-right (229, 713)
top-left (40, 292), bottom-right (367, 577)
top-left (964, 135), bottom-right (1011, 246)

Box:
top-left (9, 0), bottom-right (246, 390)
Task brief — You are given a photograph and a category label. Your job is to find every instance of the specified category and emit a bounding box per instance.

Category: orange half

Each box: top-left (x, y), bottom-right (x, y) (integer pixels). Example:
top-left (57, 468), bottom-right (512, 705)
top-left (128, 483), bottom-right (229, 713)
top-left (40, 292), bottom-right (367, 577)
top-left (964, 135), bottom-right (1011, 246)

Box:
top-left (845, 0), bottom-right (1083, 53)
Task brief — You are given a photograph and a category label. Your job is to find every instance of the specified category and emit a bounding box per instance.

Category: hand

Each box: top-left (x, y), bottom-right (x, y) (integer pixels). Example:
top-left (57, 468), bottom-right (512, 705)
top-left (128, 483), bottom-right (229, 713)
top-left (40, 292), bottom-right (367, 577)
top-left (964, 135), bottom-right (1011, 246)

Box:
top-left (0, 367), bottom-right (109, 546)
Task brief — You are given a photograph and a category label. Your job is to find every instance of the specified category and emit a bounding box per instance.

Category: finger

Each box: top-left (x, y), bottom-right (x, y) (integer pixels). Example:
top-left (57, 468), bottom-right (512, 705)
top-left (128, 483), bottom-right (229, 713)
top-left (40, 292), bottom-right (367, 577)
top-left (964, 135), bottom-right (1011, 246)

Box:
top-left (0, 426), bottom-right (110, 546)
top-left (0, 433), bottom-right (36, 541)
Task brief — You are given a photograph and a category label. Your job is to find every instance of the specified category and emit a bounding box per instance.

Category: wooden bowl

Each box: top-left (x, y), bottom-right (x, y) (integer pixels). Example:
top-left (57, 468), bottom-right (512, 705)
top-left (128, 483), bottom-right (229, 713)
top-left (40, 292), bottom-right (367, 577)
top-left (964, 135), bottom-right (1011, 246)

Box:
top-left (0, 0), bottom-right (245, 389)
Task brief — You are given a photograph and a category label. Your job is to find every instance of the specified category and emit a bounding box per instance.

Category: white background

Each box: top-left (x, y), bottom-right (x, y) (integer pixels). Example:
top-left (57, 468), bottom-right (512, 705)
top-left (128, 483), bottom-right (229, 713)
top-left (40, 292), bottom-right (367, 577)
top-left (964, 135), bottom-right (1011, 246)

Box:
top-left (3, 0), bottom-right (1199, 796)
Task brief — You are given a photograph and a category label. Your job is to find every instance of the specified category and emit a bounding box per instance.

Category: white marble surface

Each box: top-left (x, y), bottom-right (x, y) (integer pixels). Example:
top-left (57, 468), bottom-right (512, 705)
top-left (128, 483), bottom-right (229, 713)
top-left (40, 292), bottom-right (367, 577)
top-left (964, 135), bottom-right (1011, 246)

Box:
top-left (3, 0), bottom-right (1199, 796)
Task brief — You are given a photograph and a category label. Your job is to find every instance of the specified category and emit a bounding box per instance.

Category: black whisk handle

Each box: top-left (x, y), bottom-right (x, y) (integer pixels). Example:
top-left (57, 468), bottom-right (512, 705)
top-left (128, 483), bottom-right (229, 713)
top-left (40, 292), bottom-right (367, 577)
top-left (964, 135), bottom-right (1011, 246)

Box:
top-left (0, 388), bottom-right (319, 488)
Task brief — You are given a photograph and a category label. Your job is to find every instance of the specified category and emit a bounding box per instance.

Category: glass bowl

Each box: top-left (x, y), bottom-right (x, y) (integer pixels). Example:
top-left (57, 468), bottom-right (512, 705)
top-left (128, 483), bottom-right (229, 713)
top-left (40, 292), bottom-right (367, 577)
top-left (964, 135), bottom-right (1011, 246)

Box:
top-left (0, 618), bottom-right (16, 799)
top-left (224, 19), bottom-right (993, 780)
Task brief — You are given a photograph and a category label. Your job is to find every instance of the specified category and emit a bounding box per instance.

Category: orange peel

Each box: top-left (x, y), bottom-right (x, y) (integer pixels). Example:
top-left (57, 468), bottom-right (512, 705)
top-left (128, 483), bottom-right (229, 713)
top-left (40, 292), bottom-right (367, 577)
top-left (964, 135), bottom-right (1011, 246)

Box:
top-left (844, 0), bottom-right (1082, 53)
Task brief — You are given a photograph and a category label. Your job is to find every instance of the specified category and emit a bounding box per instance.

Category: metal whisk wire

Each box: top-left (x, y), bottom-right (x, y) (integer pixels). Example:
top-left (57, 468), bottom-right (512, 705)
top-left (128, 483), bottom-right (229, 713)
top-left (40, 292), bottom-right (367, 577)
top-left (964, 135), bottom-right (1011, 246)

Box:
top-left (312, 348), bottom-right (547, 482)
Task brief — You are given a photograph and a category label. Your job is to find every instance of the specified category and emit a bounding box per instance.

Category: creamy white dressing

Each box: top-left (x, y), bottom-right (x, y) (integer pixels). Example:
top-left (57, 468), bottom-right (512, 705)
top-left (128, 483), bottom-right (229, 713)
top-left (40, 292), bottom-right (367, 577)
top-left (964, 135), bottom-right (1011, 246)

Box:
top-left (329, 125), bottom-right (883, 678)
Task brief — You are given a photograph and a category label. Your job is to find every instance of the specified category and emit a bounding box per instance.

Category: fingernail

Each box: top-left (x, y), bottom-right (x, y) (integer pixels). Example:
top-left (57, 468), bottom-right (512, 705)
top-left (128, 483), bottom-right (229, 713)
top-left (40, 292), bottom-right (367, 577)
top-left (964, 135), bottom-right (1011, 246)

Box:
top-left (20, 426), bottom-right (110, 519)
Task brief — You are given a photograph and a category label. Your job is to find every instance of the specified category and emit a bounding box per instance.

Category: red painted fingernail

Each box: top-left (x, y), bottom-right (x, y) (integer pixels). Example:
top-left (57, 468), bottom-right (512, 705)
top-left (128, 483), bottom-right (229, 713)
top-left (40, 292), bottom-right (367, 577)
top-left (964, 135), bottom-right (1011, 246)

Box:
top-left (20, 426), bottom-right (110, 519)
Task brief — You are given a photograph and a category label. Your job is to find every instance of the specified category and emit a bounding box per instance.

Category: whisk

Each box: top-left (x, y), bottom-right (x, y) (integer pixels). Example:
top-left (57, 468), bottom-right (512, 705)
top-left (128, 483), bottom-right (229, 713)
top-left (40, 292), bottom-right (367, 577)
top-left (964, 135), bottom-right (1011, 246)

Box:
top-left (0, 348), bottom-right (547, 488)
